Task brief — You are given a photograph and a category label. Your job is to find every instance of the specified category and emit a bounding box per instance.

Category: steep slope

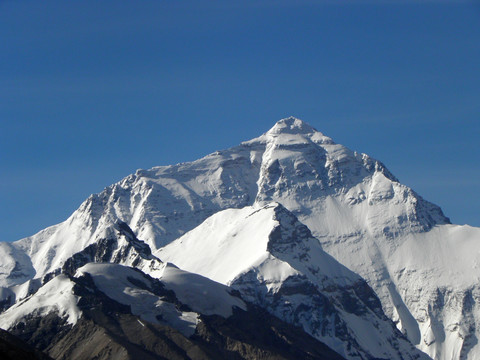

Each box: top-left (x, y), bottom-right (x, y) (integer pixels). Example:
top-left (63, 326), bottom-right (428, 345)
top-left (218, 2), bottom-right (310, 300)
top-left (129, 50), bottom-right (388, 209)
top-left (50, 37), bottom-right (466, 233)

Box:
top-left (0, 139), bottom-right (264, 285)
top-left (0, 261), bottom-right (345, 360)
top-left (1, 117), bottom-right (445, 279)
top-left (159, 203), bottom-right (428, 360)
top-left (368, 224), bottom-right (480, 360)
top-left (0, 264), bottom-right (201, 339)
top-left (1, 116), bottom-right (478, 359)
top-left (246, 120), bottom-right (479, 360)
top-left (0, 220), bottom-right (166, 306)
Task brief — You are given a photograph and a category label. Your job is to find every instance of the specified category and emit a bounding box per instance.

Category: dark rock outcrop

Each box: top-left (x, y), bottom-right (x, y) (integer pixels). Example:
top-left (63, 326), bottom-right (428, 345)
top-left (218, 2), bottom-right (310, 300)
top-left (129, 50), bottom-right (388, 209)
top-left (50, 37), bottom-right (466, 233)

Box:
top-left (0, 328), bottom-right (52, 360)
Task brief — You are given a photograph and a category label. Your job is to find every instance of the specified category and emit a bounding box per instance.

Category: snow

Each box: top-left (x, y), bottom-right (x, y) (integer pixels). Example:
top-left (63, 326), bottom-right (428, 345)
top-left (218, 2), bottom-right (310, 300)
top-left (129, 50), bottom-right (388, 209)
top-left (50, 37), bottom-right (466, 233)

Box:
top-left (158, 205), bottom-right (279, 285)
top-left (247, 255), bottom-right (299, 292)
top-left (158, 203), bottom-right (359, 289)
top-left (266, 116), bottom-right (318, 135)
top-left (12, 218), bottom-right (103, 283)
top-left (0, 260), bottom-right (247, 338)
top-left (158, 263), bottom-right (246, 317)
top-left (0, 274), bottom-right (81, 330)
top-left (339, 309), bottom-right (401, 359)
top-left (9, 278), bottom-right (42, 304)
top-left (76, 263), bottom-right (199, 336)
top-left (1, 116), bottom-right (478, 359)
top-left (0, 242), bottom-right (35, 287)
top-left (392, 224), bottom-right (480, 288)
top-left (158, 203), bottom-right (427, 360)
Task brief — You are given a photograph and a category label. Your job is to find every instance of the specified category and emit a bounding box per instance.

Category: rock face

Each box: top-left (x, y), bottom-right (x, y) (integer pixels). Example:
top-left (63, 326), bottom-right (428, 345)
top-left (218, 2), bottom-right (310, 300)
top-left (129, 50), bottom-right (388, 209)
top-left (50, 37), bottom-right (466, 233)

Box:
top-left (43, 305), bottom-right (346, 360)
top-left (1, 117), bottom-right (479, 359)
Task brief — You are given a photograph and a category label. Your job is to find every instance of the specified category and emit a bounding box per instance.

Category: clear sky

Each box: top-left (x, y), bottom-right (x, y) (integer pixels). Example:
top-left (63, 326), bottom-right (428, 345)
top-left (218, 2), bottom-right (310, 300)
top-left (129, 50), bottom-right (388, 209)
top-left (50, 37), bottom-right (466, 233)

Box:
top-left (1, 0), bottom-right (479, 242)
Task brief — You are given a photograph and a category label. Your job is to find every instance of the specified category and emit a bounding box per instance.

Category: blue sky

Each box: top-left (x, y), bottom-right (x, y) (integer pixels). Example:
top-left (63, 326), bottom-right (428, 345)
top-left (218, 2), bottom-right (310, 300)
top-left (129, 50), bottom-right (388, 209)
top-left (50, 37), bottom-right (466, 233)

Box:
top-left (1, 0), bottom-right (479, 241)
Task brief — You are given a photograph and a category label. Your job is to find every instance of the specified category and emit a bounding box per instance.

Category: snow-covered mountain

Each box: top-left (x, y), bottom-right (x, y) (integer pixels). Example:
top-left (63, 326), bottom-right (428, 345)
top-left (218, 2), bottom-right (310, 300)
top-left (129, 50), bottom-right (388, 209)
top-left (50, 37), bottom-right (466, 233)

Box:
top-left (2, 260), bottom-right (343, 359)
top-left (0, 212), bottom-right (415, 360)
top-left (1, 116), bottom-right (479, 359)
top-left (0, 261), bottom-right (245, 339)
top-left (159, 203), bottom-right (427, 359)
top-left (0, 221), bottom-right (345, 359)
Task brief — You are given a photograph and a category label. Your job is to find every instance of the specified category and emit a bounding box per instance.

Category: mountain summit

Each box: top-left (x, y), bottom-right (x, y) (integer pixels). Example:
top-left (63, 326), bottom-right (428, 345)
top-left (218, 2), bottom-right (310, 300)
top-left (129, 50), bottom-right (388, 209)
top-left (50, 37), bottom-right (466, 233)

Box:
top-left (1, 117), bottom-right (478, 360)
top-left (266, 116), bottom-right (320, 135)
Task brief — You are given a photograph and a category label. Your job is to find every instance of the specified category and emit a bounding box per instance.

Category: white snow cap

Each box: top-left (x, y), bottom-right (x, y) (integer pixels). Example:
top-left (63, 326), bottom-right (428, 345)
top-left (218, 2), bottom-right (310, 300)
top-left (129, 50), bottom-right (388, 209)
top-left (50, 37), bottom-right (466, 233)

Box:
top-left (267, 116), bottom-right (319, 135)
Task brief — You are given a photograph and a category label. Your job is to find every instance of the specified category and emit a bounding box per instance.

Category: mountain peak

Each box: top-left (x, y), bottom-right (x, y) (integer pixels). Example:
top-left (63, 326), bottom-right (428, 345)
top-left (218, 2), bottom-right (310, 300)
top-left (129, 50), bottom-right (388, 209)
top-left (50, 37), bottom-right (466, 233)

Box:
top-left (267, 116), bottom-right (319, 135)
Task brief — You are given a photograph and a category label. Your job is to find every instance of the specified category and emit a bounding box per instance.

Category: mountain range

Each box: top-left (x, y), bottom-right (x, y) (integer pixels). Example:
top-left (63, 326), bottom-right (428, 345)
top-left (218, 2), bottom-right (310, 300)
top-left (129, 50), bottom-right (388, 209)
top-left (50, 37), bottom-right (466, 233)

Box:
top-left (1, 117), bottom-right (478, 360)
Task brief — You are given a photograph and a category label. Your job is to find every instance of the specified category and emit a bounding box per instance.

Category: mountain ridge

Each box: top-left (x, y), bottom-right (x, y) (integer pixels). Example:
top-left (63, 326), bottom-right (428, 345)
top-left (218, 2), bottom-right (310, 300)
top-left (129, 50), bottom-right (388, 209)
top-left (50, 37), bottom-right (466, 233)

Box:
top-left (1, 116), bottom-right (477, 360)
top-left (159, 202), bottom-right (427, 359)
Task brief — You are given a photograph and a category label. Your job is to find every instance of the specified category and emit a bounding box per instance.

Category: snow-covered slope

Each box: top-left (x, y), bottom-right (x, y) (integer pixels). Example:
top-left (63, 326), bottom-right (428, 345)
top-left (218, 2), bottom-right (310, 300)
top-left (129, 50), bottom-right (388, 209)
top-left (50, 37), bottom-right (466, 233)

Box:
top-left (158, 263), bottom-right (246, 318)
top-left (76, 263), bottom-right (200, 336)
top-left (0, 257), bottom-right (346, 360)
top-left (0, 260), bottom-right (246, 338)
top-left (1, 117), bottom-right (446, 282)
top-left (0, 242), bottom-right (35, 288)
top-left (1, 116), bottom-right (478, 359)
top-left (0, 219), bottom-right (165, 290)
top-left (159, 203), bottom-right (428, 360)
top-left (0, 136), bottom-right (264, 284)
top-left (0, 274), bottom-right (82, 330)
top-left (360, 224), bottom-right (480, 360)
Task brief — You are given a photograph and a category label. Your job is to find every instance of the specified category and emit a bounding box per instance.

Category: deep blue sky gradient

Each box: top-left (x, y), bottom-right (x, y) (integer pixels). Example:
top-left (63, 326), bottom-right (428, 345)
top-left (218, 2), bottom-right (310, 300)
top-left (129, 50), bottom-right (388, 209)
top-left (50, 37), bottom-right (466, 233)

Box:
top-left (1, 0), bottom-right (479, 241)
